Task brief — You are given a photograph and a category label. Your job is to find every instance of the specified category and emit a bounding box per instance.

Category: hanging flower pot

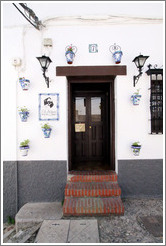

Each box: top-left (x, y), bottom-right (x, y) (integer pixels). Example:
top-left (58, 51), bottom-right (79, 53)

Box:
top-left (41, 123), bottom-right (52, 138)
top-left (19, 77), bottom-right (30, 90)
top-left (65, 44), bottom-right (77, 64)
top-left (18, 107), bottom-right (29, 122)
top-left (131, 89), bottom-right (141, 105)
top-left (131, 142), bottom-right (141, 156)
top-left (109, 43), bottom-right (123, 64)
top-left (113, 51), bottom-right (123, 64)
top-left (19, 139), bottom-right (30, 156)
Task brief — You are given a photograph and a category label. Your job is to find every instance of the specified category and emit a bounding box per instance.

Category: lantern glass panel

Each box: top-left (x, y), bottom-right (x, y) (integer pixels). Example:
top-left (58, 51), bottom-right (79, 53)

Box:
top-left (45, 58), bottom-right (51, 69)
top-left (37, 56), bottom-right (52, 70)
top-left (135, 59), bottom-right (139, 68)
top-left (139, 57), bottom-right (146, 67)
top-left (40, 58), bottom-right (47, 68)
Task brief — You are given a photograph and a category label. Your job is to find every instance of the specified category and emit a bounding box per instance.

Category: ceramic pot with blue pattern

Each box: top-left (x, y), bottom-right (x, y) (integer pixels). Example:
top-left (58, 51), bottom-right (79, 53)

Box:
top-left (113, 51), bottom-right (123, 64)
top-left (19, 77), bottom-right (30, 90)
top-left (42, 128), bottom-right (52, 138)
top-left (65, 45), bottom-right (77, 64)
top-left (131, 145), bottom-right (141, 156)
top-left (20, 146), bottom-right (29, 156)
top-left (131, 94), bottom-right (142, 105)
top-left (65, 50), bottom-right (75, 64)
top-left (19, 111), bottom-right (29, 122)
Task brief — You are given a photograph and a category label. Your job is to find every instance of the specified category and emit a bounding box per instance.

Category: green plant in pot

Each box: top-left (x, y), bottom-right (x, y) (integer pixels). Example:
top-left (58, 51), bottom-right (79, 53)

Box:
top-left (131, 141), bottom-right (141, 156)
top-left (41, 123), bottom-right (52, 138)
top-left (19, 139), bottom-right (30, 156)
top-left (18, 106), bottom-right (29, 122)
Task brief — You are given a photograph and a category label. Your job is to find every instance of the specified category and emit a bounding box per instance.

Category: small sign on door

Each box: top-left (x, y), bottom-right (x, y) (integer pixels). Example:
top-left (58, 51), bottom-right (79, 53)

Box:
top-left (75, 123), bottom-right (85, 132)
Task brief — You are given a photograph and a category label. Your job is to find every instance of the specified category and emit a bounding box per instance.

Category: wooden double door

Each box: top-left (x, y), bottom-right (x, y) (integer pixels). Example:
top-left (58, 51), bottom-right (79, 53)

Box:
top-left (71, 83), bottom-right (111, 170)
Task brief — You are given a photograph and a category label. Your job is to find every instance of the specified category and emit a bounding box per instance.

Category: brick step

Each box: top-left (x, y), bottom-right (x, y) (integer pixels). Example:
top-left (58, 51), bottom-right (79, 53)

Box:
top-left (65, 182), bottom-right (121, 197)
top-left (63, 197), bottom-right (124, 216)
top-left (68, 170), bottom-right (117, 182)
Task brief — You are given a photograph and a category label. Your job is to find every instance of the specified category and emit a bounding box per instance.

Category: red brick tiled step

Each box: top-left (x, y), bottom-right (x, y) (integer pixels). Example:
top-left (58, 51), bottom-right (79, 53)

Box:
top-left (63, 197), bottom-right (124, 216)
top-left (65, 182), bottom-right (121, 197)
top-left (68, 170), bottom-right (117, 182)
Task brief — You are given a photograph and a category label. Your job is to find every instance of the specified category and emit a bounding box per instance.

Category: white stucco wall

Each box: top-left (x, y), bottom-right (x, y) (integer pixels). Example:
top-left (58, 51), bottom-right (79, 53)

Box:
top-left (2, 2), bottom-right (164, 162)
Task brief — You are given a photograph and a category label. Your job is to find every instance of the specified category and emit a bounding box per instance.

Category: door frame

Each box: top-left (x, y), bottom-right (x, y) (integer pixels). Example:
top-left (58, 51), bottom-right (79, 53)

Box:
top-left (67, 76), bottom-right (115, 171)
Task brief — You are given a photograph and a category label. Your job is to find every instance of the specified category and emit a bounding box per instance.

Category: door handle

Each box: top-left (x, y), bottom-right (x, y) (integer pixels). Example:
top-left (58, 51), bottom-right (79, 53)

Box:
top-left (89, 126), bottom-right (91, 129)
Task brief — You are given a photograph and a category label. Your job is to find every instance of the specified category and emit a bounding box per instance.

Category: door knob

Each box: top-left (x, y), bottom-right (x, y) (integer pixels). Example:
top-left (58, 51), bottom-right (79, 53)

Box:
top-left (89, 126), bottom-right (91, 129)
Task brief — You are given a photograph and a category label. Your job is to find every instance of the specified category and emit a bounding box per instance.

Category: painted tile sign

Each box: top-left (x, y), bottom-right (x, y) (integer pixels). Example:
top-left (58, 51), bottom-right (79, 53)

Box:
top-left (89, 44), bottom-right (98, 53)
top-left (39, 93), bottom-right (59, 120)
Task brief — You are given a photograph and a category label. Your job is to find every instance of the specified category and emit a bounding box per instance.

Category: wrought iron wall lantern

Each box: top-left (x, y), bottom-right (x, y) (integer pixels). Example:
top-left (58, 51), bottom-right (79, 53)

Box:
top-left (132, 54), bottom-right (149, 87)
top-left (36, 55), bottom-right (52, 88)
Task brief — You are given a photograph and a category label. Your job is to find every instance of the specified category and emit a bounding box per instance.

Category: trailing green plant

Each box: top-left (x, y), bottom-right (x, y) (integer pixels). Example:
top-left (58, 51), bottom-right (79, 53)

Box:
top-left (41, 123), bottom-right (51, 129)
top-left (61, 199), bottom-right (64, 206)
top-left (132, 141), bottom-right (141, 146)
top-left (7, 216), bottom-right (15, 225)
top-left (20, 139), bottom-right (30, 147)
top-left (18, 106), bottom-right (29, 112)
top-left (134, 88), bottom-right (141, 95)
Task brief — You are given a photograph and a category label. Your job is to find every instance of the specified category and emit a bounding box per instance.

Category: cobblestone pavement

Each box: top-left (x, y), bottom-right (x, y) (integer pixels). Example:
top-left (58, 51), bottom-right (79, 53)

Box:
top-left (98, 198), bottom-right (163, 243)
top-left (4, 198), bottom-right (163, 244)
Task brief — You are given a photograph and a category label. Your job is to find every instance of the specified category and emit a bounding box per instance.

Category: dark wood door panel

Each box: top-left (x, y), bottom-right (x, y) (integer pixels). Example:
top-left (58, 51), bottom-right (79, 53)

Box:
top-left (71, 85), bottom-right (109, 169)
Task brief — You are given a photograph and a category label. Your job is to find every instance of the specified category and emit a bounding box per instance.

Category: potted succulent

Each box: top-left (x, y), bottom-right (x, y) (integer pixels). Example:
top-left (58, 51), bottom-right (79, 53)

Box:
top-left (65, 44), bottom-right (77, 64)
top-left (19, 77), bottom-right (30, 90)
top-left (19, 139), bottom-right (30, 156)
top-left (18, 106), bottom-right (29, 122)
top-left (41, 123), bottom-right (52, 138)
top-left (131, 89), bottom-right (142, 105)
top-left (131, 141), bottom-right (142, 156)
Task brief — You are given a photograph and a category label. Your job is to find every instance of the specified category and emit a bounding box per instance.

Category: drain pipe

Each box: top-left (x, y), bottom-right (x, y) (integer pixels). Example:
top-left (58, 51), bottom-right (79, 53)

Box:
top-left (15, 161), bottom-right (19, 214)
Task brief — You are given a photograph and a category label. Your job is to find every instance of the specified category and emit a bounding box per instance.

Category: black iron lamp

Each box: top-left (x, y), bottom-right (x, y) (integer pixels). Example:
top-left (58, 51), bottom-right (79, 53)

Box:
top-left (36, 55), bottom-right (52, 88)
top-left (133, 54), bottom-right (149, 87)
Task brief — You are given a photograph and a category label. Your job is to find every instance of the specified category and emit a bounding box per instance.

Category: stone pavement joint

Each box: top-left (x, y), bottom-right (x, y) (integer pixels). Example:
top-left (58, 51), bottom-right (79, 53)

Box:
top-left (35, 219), bottom-right (99, 243)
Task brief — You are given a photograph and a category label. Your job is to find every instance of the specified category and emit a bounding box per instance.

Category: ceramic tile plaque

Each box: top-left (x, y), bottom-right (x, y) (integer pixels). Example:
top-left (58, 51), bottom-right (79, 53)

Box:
top-left (75, 123), bottom-right (85, 132)
top-left (89, 44), bottom-right (98, 53)
top-left (39, 93), bottom-right (59, 120)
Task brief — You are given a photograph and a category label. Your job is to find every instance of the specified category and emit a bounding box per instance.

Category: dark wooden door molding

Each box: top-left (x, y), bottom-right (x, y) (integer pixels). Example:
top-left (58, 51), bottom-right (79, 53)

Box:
top-left (56, 65), bottom-right (127, 77)
top-left (56, 66), bottom-right (127, 171)
top-left (68, 78), bottom-right (115, 171)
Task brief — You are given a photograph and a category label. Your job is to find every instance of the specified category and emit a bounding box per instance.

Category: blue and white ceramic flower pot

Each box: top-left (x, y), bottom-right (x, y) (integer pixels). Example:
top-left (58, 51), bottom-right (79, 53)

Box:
top-left (20, 146), bottom-right (29, 156)
top-left (113, 51), bottom-right (123, 64)
top-left (131, 95), bottom-right (142, 105)
top-left (65, 50), bottom-right (75, 64)
top-left (19, 78), bottom-right (30, 90)
top-left (42, 128), bottom-right (52, 138)
top-left (19, 111), bottom-right (29, 122)
top-left (131, 145), bottom-right (141, 156)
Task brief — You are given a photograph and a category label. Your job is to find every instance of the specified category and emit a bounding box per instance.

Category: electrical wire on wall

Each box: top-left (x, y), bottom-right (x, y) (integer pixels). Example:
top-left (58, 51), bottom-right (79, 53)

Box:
top-left (12, 3), bottom-right (45, 30)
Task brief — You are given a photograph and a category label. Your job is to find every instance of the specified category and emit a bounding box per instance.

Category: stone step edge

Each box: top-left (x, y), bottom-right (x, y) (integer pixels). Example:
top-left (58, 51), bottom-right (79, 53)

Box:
top-left (67, 174), bottom-right (117, 182)
top-left (65, 183), bottom-right (121, 197)
top-left (63, 197), bottom-right (124, 215)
